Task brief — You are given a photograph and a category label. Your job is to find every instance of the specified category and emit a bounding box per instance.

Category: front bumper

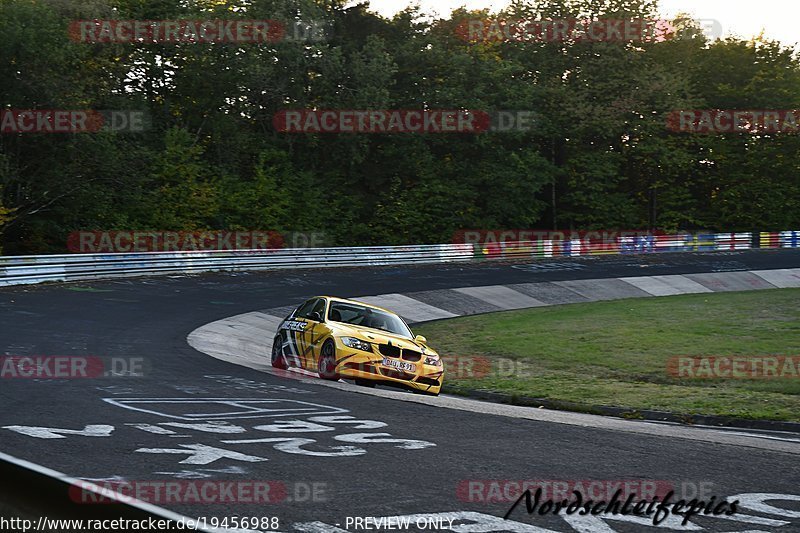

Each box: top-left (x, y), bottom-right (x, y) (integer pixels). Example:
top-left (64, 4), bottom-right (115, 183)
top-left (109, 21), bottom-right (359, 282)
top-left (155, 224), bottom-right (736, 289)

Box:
top-left (333, 340), bottom-right (444, 395)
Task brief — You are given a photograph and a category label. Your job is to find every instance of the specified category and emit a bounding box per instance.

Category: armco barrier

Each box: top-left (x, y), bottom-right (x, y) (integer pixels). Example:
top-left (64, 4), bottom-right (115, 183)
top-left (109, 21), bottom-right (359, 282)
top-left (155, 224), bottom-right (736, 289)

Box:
top-left (0, 232), bottom-right (798, 287)
top-left (760, 231), bottom-right (800, 249)
top-left (0, 244), bottom-right (475, 286)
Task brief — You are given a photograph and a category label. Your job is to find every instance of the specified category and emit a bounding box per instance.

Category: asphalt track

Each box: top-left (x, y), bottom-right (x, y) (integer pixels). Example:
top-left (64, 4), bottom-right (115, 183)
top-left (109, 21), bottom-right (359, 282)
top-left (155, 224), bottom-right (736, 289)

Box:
top-left (1, 250), bottom-right (800, 533)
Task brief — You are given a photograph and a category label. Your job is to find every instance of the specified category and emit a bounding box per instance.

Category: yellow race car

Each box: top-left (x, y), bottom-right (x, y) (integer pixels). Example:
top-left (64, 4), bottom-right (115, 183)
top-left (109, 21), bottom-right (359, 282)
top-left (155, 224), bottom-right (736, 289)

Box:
top-left (271, 296), bottom-right (444, 395)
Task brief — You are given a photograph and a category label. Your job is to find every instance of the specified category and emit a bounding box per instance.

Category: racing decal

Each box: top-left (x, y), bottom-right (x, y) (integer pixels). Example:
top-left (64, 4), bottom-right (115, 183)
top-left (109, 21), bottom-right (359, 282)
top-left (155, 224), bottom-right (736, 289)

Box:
top-left (282, 320), bottom-right (308, 332)
top-left (279, 320), bottom-right (307, 367)
top-left (281, 329), bottom-right (303, 368)
top-left (300, 325), bottom-right (326, 369)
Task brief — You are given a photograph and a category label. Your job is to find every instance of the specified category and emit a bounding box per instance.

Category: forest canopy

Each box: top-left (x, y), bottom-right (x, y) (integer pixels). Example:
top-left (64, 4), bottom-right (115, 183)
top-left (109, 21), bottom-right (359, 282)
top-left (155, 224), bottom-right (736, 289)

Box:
top-left (1, 0), bottom-right (799, 254)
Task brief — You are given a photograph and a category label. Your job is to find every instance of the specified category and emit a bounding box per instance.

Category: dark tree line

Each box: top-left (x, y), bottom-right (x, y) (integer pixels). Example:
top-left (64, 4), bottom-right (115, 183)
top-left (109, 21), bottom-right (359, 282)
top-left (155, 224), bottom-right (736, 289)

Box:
top-left (1, 0), bottom-right (799, 254)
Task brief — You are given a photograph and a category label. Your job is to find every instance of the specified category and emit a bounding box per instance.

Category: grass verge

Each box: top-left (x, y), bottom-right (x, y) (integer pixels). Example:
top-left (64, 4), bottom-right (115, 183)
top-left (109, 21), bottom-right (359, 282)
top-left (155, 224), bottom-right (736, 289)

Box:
top-left (415, 289), bottom-right (800, 422)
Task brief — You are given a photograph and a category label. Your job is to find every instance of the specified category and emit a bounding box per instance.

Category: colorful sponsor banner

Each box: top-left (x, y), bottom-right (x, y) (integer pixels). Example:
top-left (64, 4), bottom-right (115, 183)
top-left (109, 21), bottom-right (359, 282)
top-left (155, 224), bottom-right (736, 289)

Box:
top-left (760, 231), bottom-right (800, 248)
top-left (454, 229), bottom-right (666, 257)
top-left (453, 230), bottom-right (758, 259)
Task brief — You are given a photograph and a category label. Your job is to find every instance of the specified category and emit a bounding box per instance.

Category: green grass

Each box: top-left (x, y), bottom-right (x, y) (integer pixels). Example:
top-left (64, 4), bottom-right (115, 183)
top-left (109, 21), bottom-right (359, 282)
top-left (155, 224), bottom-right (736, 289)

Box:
top-left (416, 289), bottom-right (800, 422)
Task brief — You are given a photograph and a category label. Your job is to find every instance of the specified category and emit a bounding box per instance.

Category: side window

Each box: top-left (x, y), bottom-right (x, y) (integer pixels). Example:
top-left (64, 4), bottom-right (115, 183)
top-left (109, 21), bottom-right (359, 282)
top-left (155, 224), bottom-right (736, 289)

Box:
top-left (296, 298), bottom-right (326, 321)
top-left (310, 299), bottom-right (326, 321)
top-left (294, 299), bottom-right (318, 319)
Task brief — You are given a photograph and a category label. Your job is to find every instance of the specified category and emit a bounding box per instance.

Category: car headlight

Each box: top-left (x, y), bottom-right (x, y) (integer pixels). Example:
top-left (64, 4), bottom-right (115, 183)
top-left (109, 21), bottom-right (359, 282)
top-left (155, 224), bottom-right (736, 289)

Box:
top-left (341, 337), bottom-right (372, 352)
top-left (425, 355), bottom-right (442, 367)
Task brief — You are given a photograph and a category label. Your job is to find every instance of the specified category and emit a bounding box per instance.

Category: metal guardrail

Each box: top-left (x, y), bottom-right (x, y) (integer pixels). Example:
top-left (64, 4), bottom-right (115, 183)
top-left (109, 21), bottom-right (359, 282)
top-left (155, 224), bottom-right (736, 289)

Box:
top-left (0, 231), bottom-right (798, 287)
top-left (0, 244), bottom-right (476, 286)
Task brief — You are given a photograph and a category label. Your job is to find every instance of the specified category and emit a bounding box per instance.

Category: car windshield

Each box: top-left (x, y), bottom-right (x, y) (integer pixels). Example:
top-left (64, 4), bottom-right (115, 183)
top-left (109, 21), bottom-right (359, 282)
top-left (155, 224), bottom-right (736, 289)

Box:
top-left (328, 301), bottom-right (413, 339)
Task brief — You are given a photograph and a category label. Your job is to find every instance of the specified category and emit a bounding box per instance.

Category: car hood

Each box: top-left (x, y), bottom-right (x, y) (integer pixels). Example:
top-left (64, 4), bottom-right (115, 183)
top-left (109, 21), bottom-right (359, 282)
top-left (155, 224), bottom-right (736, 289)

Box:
top-left (331, 323), bottom-right (437, 355)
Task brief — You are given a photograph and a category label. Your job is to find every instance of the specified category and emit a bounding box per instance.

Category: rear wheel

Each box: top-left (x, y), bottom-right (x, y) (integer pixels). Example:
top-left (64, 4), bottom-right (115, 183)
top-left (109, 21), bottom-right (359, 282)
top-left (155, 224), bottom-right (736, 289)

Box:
top-left (318, 339), bottom-right (340, 380)
top-left (271, 337), bottom-right (287, 369)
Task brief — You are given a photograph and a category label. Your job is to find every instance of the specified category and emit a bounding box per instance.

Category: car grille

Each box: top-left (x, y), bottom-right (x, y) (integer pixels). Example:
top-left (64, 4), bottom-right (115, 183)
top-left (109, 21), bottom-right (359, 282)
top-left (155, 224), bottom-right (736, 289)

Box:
top-left (402, 349), bottom-right (422, 362)
top-left (378, 344), bottom-right (401, 358)
top-left (378, 343), bottom-right (422, 362)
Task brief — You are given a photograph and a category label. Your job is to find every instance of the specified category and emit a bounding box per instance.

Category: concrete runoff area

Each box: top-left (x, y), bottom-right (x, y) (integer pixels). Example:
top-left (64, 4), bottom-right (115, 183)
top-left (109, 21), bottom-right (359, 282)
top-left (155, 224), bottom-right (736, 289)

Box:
top-left (510, 281), bottom-right (592, 304)
top-left (453, 285), bottom-right (546, 309)
top-left (354, 293), bottom-right (458, 322)
top-left (751, 268), bottom-right (800, 288)
top-left (553, 277), bottom-right (653, 301)
top-left (685, 271), bottom-right (781, 292)
top-left (619, 274), bottom-right (711, 296)
top-left (405, 288), bottom-right (503, 315)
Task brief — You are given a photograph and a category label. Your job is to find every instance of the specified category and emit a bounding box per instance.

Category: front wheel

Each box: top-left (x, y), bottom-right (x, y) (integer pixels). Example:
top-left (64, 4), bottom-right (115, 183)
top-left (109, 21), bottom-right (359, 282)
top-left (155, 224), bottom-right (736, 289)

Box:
top-left (318, 339), bottom-right (340, 380)
top-left (271, 337), bottom-right (287, 369)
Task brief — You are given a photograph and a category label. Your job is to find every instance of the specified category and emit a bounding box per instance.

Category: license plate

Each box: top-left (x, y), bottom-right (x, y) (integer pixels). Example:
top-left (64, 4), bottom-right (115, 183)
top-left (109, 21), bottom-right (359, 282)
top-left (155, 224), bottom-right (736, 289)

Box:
top-left (382, 357), bottom-right (416, 372)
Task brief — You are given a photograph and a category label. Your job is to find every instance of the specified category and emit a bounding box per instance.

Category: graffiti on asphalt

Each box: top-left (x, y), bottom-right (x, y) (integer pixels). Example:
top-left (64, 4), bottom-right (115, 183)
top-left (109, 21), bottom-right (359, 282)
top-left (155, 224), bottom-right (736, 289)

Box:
top-left (2, 397), bottom-right (436, 466)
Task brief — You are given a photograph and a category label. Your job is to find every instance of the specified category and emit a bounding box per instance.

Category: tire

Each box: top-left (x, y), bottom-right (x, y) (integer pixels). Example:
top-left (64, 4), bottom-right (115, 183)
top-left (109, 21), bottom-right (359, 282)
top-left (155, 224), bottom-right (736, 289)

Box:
top-left (317, 339), bottom-right (340, 380)
top-left (271, 337), bottom-right (287, 369)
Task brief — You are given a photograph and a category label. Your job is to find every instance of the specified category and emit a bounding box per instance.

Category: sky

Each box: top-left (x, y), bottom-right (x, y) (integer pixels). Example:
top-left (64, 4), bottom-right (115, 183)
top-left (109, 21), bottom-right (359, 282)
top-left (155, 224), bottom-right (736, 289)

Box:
top-left (364, 0), bottom-right (799, 46)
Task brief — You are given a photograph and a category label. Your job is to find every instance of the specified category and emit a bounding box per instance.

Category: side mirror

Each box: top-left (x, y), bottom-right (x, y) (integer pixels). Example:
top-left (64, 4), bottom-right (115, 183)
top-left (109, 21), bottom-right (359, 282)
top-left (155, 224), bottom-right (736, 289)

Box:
top-left (309, 311), bottom-right (323, 322)
top-left (414, 335), bottom-right (427, 345)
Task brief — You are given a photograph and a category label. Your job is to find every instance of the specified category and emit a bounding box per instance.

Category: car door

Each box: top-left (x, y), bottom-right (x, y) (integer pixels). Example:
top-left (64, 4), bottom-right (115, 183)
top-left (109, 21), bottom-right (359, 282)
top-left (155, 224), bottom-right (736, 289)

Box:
top-left (292, 297), bottom-right (328, 369)
top-left (303, 298), bottom-right (329, 369)
top-left (278, 298), bottom-right (316, 368)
